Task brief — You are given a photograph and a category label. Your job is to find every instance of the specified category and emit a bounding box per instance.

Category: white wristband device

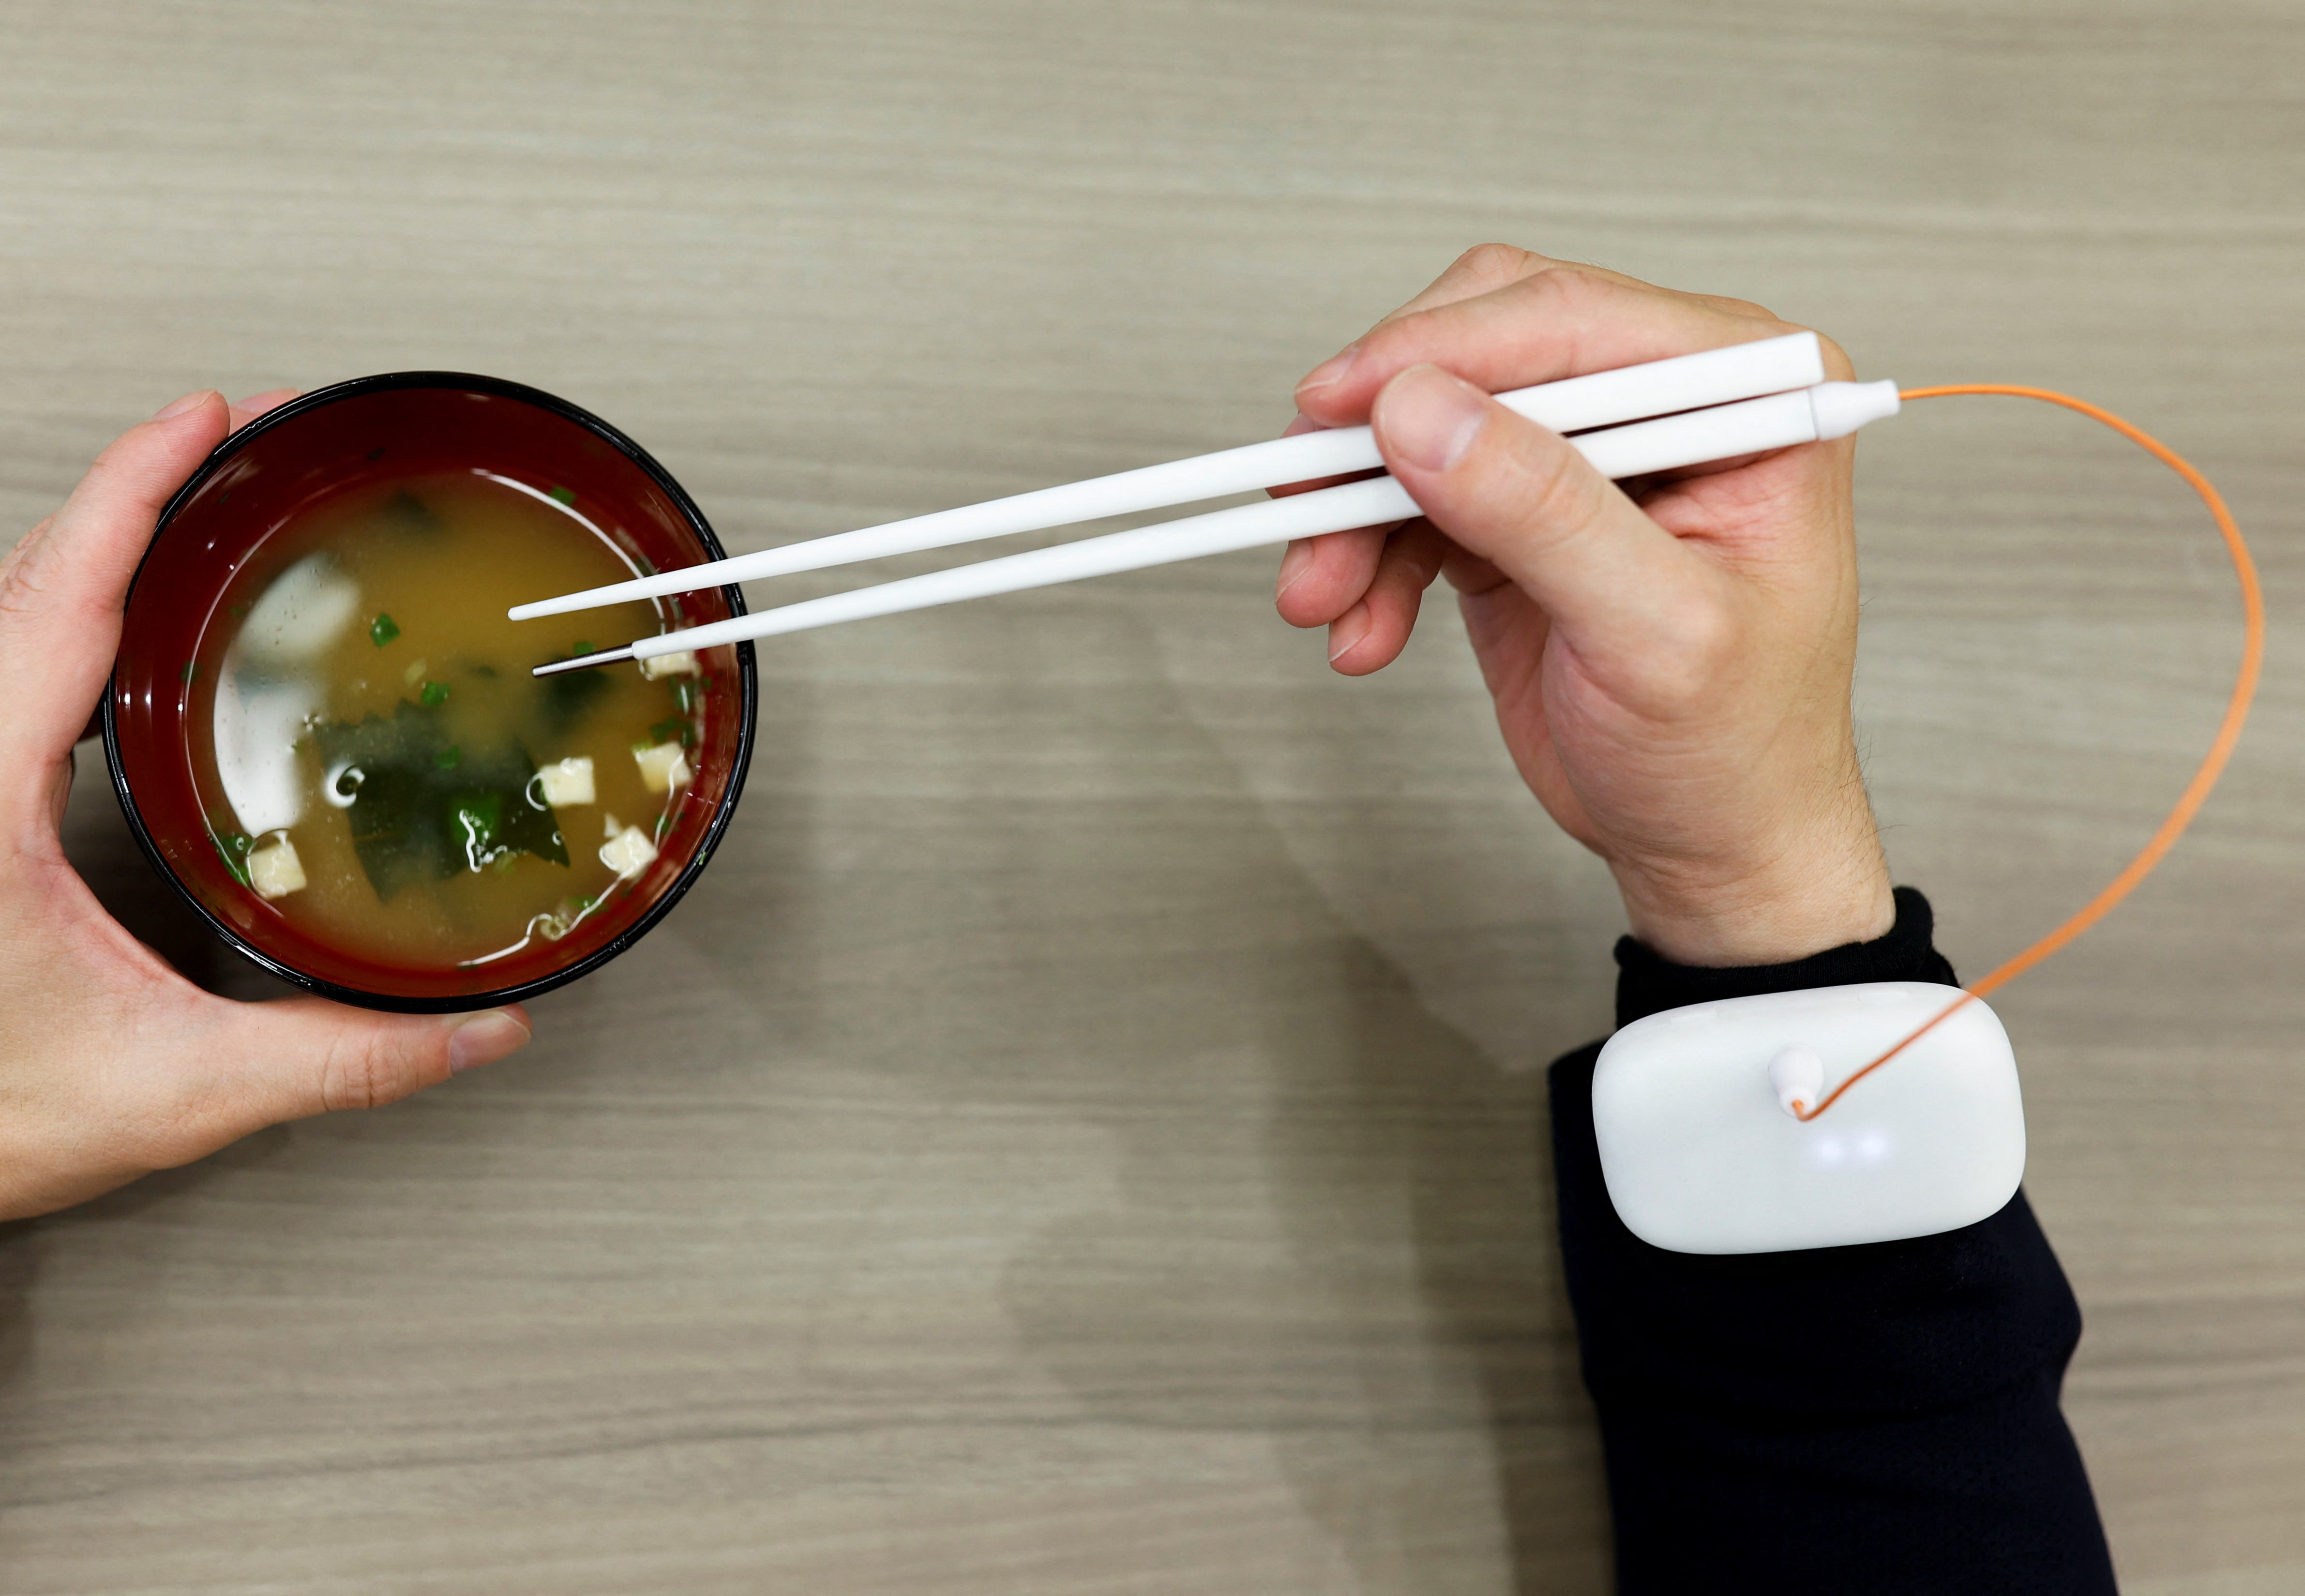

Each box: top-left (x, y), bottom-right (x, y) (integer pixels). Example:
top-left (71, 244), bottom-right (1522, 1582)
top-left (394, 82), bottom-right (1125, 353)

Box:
top-left (1591, 983), bottom-right (2026, 1255)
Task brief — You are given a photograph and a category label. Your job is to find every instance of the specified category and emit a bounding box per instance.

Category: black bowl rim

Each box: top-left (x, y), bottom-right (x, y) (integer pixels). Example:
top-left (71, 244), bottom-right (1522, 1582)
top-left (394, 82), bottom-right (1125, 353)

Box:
top-left (101, 371), bottom-right (760, 1014)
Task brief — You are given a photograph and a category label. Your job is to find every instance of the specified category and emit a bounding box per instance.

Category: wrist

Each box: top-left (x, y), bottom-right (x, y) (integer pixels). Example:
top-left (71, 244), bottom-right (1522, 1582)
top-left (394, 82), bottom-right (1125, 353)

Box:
top-left (1609, 809), bottom-right (1895, 968)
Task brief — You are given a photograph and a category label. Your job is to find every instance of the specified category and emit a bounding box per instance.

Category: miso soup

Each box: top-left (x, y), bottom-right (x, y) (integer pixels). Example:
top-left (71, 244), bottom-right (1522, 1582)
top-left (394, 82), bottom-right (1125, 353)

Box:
top-left (190, 471), bottom-right (713, 971)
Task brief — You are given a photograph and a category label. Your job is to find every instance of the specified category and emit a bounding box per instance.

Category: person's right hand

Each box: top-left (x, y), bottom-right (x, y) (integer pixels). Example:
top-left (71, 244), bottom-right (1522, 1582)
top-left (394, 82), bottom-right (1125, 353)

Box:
top-left (1274, 246), bottom-right (1894, 967)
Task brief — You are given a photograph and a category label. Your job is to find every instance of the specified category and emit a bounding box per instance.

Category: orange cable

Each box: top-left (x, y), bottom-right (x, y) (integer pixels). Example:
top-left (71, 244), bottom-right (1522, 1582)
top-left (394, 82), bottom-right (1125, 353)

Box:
top-left (1796, 385), bottom-right (2264, 1121)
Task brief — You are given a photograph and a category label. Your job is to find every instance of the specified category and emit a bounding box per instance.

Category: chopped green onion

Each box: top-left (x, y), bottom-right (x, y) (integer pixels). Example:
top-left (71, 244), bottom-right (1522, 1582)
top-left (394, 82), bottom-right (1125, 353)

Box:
top-left (571, 641), bottom-right (594, 657)
top-left (369, 613), bottom-right (400, 647)
top-left (672, 680), bottom-right (695, 712)
top-left (434, 744), bottom-right (462, 771)
top-left (212, 830), bottom-right (254, 886)
top-left (420, 680), bottom-right (450, 707)
top-left (179, 662), bottom-right (199, 684)
top-left (548, 486), bottom-right (576, 506)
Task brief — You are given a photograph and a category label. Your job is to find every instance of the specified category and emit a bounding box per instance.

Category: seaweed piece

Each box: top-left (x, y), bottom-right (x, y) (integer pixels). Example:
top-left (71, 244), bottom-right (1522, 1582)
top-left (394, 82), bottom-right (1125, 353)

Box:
top-left (313, 700), bottom-right (567, 902)
top-left (447, 786), bottom-right (565, 873)
top-left (381, 491), bottom-right (445, 535)
top-left (536, 666), bottom-right (612, 735)
top-left (211, 829), bottom-right (254, 887)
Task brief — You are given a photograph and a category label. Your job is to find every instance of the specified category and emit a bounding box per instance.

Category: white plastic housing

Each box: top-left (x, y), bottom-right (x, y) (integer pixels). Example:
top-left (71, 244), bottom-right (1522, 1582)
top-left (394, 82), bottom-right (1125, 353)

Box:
top-left (1591, 983), bottom-right (2025, 1255)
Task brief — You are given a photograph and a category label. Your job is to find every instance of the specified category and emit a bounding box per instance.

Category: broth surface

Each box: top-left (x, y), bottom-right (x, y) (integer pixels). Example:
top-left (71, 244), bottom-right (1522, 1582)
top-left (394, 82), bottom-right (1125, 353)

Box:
top-left (191, 471), bottom-right (706, 970)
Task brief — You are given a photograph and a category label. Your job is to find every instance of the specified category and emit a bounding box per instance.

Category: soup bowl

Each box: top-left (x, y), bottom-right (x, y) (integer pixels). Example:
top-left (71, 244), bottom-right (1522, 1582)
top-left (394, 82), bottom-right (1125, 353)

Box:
top-left (104, 373), bottom-right (758, 1012)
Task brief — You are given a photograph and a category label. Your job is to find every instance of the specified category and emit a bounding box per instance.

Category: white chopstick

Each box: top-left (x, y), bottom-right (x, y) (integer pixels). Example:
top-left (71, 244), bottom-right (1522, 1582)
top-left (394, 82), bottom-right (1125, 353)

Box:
top-left (511, 331), bottom-right (1828, 623)
top-left (533, 379), bottom-right (1900, 676)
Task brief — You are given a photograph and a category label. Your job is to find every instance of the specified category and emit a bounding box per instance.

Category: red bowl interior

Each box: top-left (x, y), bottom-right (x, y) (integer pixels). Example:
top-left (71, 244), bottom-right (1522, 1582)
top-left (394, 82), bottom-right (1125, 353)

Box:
top-left (106, 375), bottom-right (756, 1010)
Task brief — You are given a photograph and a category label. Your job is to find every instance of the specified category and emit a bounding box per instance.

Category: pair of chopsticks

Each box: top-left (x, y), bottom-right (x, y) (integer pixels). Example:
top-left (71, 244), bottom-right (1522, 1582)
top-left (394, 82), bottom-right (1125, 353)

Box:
top-left (523, 332), bottom-right (1898, 675)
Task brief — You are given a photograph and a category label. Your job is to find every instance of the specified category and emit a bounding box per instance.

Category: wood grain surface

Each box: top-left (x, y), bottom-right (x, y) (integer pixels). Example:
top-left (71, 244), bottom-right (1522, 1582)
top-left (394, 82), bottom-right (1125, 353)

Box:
top-left (3, 1), bottom-right (2300, 1589)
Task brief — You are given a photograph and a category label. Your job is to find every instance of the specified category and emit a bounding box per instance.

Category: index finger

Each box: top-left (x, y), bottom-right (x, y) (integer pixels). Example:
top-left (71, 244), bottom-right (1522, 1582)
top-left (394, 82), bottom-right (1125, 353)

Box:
top-left (1372, 242), bottom-right (1560, 326)
top-left (1294, 263), bottom-right (1800, 428)
top-left (228, 388), bottom-right (301, 432)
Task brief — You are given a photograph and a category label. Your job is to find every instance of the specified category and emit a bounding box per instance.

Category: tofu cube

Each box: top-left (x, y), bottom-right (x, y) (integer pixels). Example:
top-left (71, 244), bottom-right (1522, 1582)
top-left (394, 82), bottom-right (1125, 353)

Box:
top-left (633, 741), bottom-right (692, 794)
top-left (638, 650), bottom-right (700, 680)
top-left (599, 824), bottom-right (658, 878)
top-left (535, 756), bottom-right (595, 808)
top-left (248, 836), bottom-right (307, 900)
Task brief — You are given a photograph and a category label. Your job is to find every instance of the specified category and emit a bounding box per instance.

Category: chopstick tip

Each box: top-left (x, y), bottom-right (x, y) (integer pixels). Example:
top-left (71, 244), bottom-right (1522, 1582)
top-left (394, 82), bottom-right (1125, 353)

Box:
top-left (531, 645), bottom-right (635, 678)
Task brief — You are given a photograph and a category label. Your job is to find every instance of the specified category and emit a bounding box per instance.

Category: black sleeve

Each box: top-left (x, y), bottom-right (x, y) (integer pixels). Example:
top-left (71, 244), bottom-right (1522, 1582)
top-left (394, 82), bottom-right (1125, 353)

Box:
top-left (1551, 886), bottom-right (2118, 1596)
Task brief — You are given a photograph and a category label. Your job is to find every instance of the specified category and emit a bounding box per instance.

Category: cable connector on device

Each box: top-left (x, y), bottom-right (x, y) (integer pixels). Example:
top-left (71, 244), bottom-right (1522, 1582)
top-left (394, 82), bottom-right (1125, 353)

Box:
top-left (1768, 1045), bottom-right (1826, 1118)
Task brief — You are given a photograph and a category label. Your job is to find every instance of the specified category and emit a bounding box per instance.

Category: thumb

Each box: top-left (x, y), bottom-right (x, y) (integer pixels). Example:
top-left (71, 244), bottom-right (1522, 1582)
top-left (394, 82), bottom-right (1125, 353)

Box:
top-left (185, 999), bottom-right (532, 1143)
top-left (0, 391), bottom-right (232, 772)
top-left (1370, 364), bottom-right (1718, 667)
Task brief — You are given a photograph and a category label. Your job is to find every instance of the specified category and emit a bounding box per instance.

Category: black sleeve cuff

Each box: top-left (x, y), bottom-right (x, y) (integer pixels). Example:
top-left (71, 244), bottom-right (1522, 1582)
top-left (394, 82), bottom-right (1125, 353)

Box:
top-left (1614, 884), bottom-right (1956, 1027)
top-left (1552, 886), bottom-right (2116, 1596)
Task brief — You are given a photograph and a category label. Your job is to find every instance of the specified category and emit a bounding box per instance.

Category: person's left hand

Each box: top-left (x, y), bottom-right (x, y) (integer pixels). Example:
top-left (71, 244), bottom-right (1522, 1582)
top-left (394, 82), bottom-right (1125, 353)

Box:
top-left (0, 390), bottom-right (533, 1220)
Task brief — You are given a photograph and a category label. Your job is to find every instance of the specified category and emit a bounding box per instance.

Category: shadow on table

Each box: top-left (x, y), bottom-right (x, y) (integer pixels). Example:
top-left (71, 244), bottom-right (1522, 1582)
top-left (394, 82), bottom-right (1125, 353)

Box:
top-left (984, 609), bottom-right (1615, 1595)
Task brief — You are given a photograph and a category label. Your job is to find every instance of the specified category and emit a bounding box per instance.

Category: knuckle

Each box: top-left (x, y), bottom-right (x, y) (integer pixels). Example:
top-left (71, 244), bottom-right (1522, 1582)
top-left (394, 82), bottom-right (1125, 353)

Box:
top-left (1810, 331), bottom-right (1857, 381)
top-left (1524, 264), bottom-right (1613, 313)
top-left (1491, 264), bottom-right (1627, 342)
top-left (1511, 431), bottom-right (1613, 540)
top-left (320, 1031), bottom-right (416, 1113)
top-left (0, 524), bottom-right (64, 622)
top-left (1451, 241), bottom-right (1539, 284)
top-left (1383, 243), bottom-right (1553, 327)
top-left (1695, 292), bottom-right (1780, 322)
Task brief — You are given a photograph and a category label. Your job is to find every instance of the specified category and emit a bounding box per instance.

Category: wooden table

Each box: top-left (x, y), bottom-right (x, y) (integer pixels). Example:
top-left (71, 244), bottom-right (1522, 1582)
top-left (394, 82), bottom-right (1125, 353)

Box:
top-left (3, 2), bottom-right (2299, 1589)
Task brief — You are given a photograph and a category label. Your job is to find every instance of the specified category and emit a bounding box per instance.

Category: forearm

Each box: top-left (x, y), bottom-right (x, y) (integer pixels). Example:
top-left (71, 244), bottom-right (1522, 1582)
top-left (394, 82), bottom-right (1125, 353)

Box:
top-left (1552, 888), bottom-right (2116, 1596)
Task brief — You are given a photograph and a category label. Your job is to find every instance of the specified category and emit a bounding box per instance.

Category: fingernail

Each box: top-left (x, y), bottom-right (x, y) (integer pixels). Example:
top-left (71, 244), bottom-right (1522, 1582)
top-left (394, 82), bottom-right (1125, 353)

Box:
top-left (1379, 365), bottom-right (1488, 473)
top-left (1295, 343), bottom-right (1360, 399)
top-left (152, 390), bottom-right (215, 421)
top-left (1275, 539), bottom-right (1315, 599)
top-left (1328, 605), bottom-right (1372, 662)
top-left (1280, 412), bottom-right (1322, 438)
top-left (448, 1009), bottom-right (531, 1073)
